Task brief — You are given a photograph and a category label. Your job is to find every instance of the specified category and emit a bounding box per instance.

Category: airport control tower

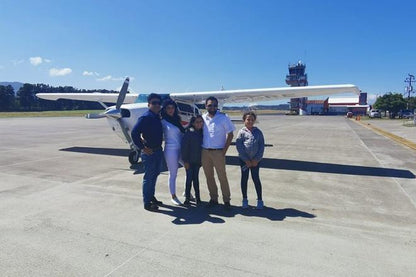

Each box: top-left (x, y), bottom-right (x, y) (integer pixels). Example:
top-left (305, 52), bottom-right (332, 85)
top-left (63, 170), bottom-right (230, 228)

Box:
top-left (286, 61), bottom-right (308, 115)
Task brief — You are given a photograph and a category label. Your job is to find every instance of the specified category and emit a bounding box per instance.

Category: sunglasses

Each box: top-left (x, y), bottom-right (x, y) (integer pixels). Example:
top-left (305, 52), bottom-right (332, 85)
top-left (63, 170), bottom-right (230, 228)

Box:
top-left (206, 104), bottom-right (218, 108)
top-left (150, 101), bottom-right (161, 105)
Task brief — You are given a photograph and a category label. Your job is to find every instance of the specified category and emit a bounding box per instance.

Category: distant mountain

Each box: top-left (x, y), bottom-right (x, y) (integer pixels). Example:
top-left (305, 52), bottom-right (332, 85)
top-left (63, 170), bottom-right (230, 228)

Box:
top-left (0, 82), bottom-right (24, 95)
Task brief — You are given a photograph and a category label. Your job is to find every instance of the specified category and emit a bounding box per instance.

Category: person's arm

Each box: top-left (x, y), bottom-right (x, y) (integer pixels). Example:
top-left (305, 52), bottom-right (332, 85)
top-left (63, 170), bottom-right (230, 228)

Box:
top-left (236, 131), bottom-right (251, 168)
top-left (181, 132), bottom-right (190, 169)
top-left (223, 114), bottom-right (235, 156)
top-left (223, 131), bottom-right (233, 156)
top-left (131, 117), bottom-right (145, 150)
top-left (236, 130), bottom-right (250, 161)
top-left (252, 130), bottom-right (265, 167)
top-left (132, 117), bottom-right (153, 155)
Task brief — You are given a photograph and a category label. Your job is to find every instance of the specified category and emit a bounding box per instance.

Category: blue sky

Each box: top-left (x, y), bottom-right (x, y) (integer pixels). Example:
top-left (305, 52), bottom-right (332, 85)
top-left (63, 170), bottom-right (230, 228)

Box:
top-left (1, 0), bottom-right (415, 103)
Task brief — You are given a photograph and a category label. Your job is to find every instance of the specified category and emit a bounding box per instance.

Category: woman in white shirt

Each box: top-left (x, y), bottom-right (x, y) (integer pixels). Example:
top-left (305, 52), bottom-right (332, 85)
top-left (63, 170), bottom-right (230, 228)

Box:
top-left (161, 99), bottom-right (185, 205)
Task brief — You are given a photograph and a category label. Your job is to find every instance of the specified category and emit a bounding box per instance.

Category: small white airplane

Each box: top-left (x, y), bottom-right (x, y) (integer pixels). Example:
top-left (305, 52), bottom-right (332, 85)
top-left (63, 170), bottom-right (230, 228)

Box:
top-left (36, 77), bottom-right (360, 164)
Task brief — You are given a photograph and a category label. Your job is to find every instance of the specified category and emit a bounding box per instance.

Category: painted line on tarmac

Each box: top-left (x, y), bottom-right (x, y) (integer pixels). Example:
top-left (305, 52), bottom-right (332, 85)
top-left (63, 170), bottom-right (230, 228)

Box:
top-left (349, 119), bottom-right (416, 209)
top-left (352, 119), bottom-right (416, 151)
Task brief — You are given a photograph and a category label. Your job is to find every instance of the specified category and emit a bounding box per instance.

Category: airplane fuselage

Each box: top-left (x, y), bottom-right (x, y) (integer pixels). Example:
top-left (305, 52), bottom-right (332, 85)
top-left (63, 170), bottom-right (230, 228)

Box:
top-left (106, 101), bottom-right (198, 145)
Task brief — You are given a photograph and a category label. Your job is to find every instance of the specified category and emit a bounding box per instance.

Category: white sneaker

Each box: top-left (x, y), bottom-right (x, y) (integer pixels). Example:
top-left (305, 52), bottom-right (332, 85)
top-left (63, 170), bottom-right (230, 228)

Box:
top-left (242, 198), bottom-right (249, 209)
top-left (171, 197), bottom-right (182, 206)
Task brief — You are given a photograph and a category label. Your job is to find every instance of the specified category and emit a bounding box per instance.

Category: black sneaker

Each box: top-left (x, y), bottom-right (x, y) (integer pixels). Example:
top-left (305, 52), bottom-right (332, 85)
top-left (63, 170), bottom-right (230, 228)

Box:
top-left (206, 199), bottom-right (218, 208)
top-left (144, 203), bottom-right (159, 212)
top-left (151, 196), bottom-right (163, 205)
top-left (183, 199), bottom-right (191, 206)
top-left (196, 198), bottom-right (202, 206)
top-left (224, 201), bottom-right (231, 210)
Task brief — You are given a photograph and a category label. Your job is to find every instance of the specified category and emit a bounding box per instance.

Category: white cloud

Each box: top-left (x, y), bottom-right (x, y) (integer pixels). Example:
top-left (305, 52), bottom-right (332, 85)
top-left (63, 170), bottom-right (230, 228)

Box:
top-left (29, 56), bottom-right (52, 66)
top-left (49, 68), bottom-right (72, 76)
top-left (29, 57), bottom-right (43, 66)
top-left (111, 77), bottom-right (125, 81)
top-left (83, 71), bottom-right (94, 76)
top-left (97, 75), bottom-right (112, 81)
top-left (83, 71), bottom-right (100, 76)
top-left (97, 75), bottom-right (130, 82)
top-left (12, 59), bottom-right (24, 66)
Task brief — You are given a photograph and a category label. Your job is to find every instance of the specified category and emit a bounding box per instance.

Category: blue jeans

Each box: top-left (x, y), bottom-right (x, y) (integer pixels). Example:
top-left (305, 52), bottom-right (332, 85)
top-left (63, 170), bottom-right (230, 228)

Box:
top-left (141, 149), bottom-right (163, 206)
top-left (185, 163), bottom-right (201, 200)
top-left (240, 159), bottom-right (262, 200)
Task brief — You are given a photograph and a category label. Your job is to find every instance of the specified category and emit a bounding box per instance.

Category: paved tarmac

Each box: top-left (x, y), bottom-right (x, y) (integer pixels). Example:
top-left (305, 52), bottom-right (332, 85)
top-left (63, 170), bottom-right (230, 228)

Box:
top-left (1, 115), bottom-right (416, 276)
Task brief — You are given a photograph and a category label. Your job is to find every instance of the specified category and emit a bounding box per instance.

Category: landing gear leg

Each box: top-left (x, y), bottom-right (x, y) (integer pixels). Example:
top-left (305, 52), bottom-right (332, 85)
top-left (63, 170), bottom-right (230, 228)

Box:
top-left (128, 150), bottom-right (140, 165)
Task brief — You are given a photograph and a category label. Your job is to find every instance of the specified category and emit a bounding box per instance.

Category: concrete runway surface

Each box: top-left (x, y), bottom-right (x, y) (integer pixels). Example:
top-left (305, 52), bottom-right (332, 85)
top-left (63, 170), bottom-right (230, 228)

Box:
top-left (1, 115), bottom-right (415, 276)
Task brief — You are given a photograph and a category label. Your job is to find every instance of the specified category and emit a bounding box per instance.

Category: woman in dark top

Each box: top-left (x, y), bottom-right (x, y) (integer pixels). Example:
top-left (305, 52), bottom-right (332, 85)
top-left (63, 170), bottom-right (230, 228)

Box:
top-left (181, 115), bottom-right (204, 205)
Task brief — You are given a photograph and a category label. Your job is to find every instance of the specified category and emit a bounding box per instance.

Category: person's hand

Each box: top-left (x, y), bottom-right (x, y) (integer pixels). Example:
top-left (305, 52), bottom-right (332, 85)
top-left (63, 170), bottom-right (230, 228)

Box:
top-left (251, 160), bottom-right (258, 167)
top-left (245, 160), bottom-right (252, 168)
top-left (184, 162), bottom-right (190, 170)
top-left (142, 146), bottom-right (153, 155)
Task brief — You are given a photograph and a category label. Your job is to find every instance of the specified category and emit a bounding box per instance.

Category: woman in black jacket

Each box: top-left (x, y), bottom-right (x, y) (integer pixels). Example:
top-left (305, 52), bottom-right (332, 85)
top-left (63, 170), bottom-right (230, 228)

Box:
top-left (181, 115), bottom-right (204, 205)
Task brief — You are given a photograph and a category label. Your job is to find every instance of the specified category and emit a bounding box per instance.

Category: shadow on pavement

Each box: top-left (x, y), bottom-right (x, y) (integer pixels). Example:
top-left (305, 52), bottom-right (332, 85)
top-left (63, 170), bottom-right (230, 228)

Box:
top-left (60, 147), bottom-right (415, 179)
top-left (226, 156), bottom-right (415, 179)
top-left (155, 202), bottom-right (315, 225)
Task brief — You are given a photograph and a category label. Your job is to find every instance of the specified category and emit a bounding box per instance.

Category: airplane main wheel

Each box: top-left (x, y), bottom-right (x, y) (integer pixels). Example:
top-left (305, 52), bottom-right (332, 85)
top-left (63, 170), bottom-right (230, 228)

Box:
top-left (128, 150), bottom-right (140, 164)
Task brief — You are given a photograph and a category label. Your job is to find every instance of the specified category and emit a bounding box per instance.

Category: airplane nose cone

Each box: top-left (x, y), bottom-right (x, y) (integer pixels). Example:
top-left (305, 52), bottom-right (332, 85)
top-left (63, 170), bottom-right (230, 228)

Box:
top-left (105, 108), bottom-right (122, 119)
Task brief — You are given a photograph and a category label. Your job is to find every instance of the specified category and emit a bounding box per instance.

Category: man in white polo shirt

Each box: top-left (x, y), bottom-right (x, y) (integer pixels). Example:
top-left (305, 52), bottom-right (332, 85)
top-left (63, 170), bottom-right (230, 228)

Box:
top-left (202, 96), bottom-right (235, 210)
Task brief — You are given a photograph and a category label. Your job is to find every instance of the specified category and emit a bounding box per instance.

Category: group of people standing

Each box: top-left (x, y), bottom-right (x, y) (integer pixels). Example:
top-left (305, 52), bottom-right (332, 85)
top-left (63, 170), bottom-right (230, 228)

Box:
top-left (131, 93), bottom-right (265, 212)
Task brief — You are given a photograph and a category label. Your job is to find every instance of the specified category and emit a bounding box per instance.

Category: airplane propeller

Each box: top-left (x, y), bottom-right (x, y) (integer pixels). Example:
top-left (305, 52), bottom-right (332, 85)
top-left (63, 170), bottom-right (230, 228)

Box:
top-left (86, 77), bottom-right (129, 120)
top-left (85, 77), bottom-right (139, 164)
top-left (116, 77), bottom-right (129, 110)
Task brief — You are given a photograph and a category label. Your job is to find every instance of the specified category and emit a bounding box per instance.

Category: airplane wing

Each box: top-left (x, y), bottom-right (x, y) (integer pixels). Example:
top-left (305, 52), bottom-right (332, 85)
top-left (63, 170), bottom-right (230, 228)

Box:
top-left (36, 84), bottom-right (360, 105)
top-left (36, 92), bottom-right (139, 104)
top-left (169, 84), bottom-right (360, 104)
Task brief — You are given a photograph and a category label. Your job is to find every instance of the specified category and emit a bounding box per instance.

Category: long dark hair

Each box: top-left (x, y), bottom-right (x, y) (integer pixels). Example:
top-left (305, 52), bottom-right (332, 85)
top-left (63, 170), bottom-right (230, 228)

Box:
top-left (161, 99), bottom-right (185, 133)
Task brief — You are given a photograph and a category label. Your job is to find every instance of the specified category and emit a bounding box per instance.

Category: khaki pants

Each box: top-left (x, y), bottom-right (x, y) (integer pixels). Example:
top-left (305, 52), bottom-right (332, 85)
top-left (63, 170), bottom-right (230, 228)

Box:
top-left (201, 149), bottom-right (231, 203)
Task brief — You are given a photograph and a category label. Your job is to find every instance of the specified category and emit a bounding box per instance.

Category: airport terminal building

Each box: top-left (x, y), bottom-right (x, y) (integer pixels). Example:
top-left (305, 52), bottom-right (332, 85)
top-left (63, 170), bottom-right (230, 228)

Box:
top-left (302, 92), bottom-right (368, 115)
top-left (327, 92), bottom-right (368, 115)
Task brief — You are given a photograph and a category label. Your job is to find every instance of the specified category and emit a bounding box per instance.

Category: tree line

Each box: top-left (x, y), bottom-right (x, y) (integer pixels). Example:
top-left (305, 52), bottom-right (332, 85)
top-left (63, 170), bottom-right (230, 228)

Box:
top-left (373, 92), bottom-right (416, 117)
top-left (0, 84), bottom-right (118, 111)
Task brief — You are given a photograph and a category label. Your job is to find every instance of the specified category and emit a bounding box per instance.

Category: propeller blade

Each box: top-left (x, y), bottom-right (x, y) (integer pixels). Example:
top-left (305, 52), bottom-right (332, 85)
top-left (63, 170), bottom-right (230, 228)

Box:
top-left (116, 77), bottom-right (130, 110)
top-left (86, 113), bottom-right (106, 119)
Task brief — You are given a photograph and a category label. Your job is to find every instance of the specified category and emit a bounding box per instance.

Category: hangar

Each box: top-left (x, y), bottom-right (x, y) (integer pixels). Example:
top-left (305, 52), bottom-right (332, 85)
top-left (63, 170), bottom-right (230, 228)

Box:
top-left (303, 92), bottom-right (369, 115)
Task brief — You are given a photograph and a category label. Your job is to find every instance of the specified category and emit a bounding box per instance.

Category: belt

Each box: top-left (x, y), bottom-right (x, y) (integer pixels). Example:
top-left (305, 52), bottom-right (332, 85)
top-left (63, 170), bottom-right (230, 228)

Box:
top-left (204, 148), bottom-right (223, 151)
top-left (145, 146), bottom-right (162, 151)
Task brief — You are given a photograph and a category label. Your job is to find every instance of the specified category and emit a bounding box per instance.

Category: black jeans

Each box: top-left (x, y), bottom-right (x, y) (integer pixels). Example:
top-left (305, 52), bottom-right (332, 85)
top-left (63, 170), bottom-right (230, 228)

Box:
top-left (185, 163), bottom-right (201, 200)
top-left (240, 159), bottom-right (262, 200)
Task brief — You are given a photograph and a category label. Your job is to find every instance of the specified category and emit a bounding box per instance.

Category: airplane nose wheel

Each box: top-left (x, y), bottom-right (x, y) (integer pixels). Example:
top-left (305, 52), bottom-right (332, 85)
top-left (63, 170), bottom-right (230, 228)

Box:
top-left (128, 150), bottom-right (140, 164)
